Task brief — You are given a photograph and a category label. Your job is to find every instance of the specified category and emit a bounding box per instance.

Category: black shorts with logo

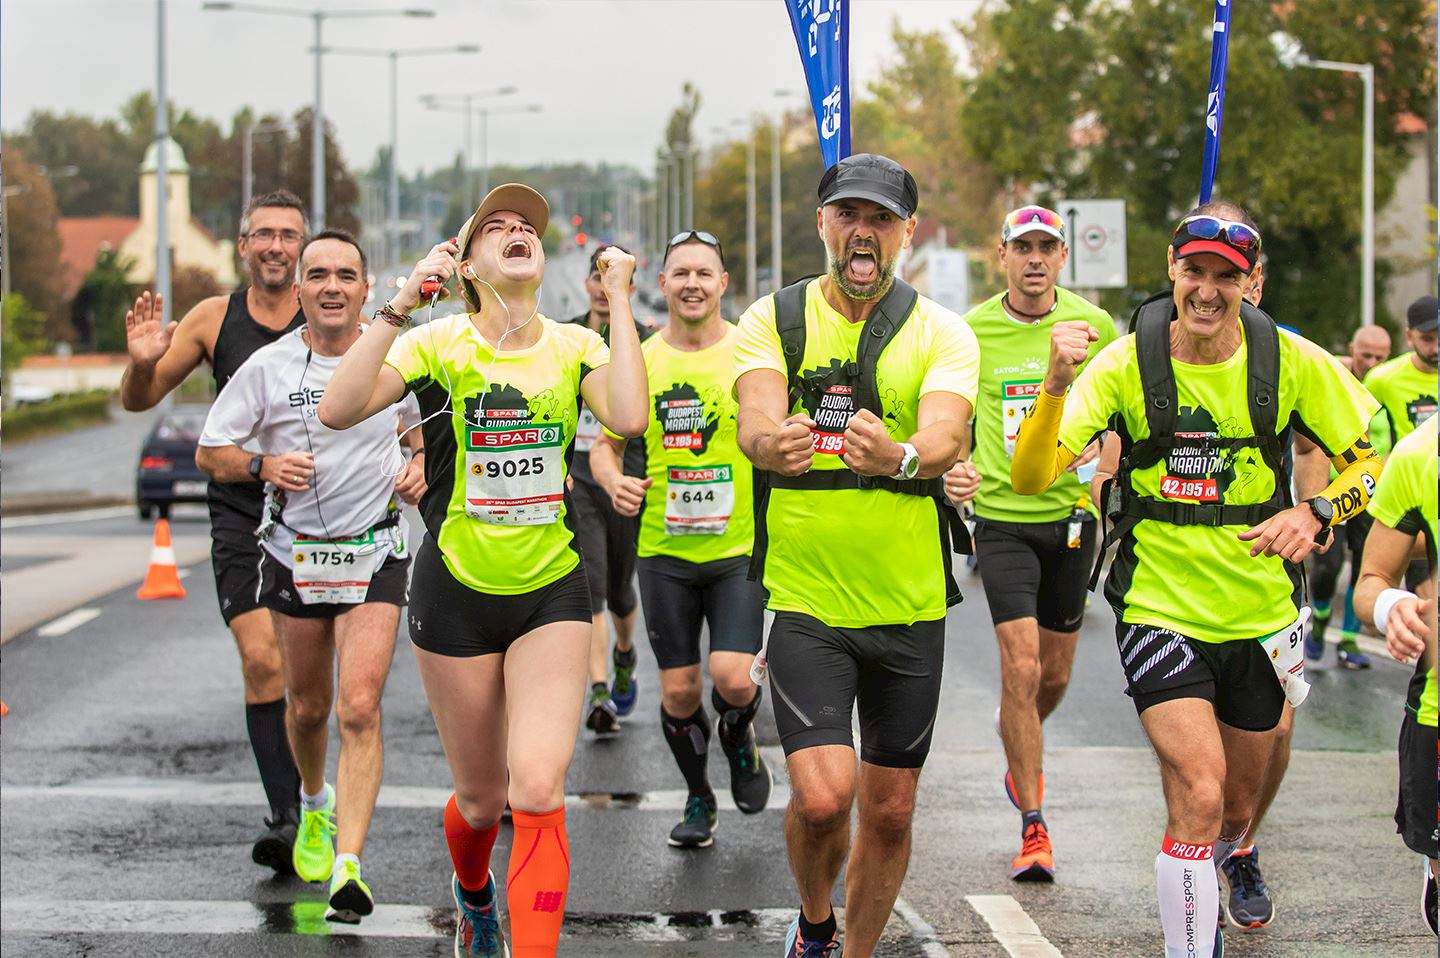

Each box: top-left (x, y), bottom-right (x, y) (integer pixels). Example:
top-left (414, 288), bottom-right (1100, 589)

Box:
top-left (1395, 710), bottom-right (1440, 859)
top-left (637, 554), bottom-right (764, 670)
top-left (1116, 622), bottom-right (1284, 731)
top-left (259, 549), bottom-right (411, 619)
top-left (974, 516), bottom-right (1097, 631)
top-left (208, 484), bottom-right (266, 625)
top-left (568, 478), bottom-right (640, 618)
top-left (768, 611), bottom-right (945, 769)
top-left (406, 540), bottom-right (591, 657)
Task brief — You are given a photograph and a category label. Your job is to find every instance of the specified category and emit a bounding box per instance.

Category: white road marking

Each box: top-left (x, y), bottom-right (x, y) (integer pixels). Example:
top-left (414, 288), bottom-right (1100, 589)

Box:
top-left (892, 896), bottom-right (952, 957)
top-left (966, 895), bottom-right (1063, 957)
top-left (36, 608), bottom-right (101, 637)
top-left (0, 776), bottom-right (790, 813)
top-left (0, 506), bottom-right (137, 530)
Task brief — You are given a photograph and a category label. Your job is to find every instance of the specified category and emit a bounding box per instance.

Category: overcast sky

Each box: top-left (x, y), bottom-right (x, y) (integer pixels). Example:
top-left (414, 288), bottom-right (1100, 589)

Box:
top-left (2, 0), bottom-right (980, 178)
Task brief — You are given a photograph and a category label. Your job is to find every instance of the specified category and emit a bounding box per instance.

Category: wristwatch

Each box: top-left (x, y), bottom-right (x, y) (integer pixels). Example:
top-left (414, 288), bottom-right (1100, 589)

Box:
top-left (248, 455), bottom-right (265, 481)
top-left (1305, 496), bottom-right (1334, 543)
top-left (892, 442), bottom-right (920, 481)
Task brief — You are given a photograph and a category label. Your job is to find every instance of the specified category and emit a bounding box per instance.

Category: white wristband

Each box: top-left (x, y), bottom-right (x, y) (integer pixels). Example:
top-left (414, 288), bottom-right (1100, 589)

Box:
top-left (1373, 588), bottom-right (1418, 636)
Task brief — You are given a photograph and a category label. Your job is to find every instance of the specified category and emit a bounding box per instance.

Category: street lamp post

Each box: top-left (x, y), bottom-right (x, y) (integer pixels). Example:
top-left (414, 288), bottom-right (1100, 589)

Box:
top-left (317, 44), bottom-right (477, 269)
top-left (771, 89), bottom-right (799, 294)
top-left (1295, 56), bottom-right (1375, 326)
top-left (242, 120), bottom-right (292, 213)
top-left (156, 0), bottom-right (171, 325)
top-left (202, 2), bottom-right (436, 232)
top-left (421, 90), bottom-right (534, 213)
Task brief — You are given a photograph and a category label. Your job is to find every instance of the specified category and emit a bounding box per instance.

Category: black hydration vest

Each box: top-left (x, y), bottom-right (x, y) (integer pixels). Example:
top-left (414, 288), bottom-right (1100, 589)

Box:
top-left (749, 276), bottom-right (970, 606)
top-left (1091, 292), bottom-right (1292, 589)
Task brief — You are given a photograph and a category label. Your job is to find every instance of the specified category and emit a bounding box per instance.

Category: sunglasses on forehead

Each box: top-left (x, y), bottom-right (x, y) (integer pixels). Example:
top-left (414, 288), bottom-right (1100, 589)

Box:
top-left (1004, 206), bottom-right (1064, 230)
top-left (664, 230), bottom-right (726, 266)
top-left (1174, 215), bottom-right (1262, 254)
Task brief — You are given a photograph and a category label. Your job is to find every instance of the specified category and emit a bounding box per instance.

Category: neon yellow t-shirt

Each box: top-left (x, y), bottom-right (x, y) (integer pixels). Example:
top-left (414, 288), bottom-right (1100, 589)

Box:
top-left (1363, 354), bottom-right (1438, 449)
top-left (1057, 328), bottom-right (1379, 643)
top-left (964, 288), bottom-right (1118, 522)
top-left (609, 325), bottom-right (754, 563)
top-left (385, 313), bottom-right (609, 594)
top-left (734, 278), bottom-right (980, 627)
top-left (1366, 415), bottom-right (1438, 727)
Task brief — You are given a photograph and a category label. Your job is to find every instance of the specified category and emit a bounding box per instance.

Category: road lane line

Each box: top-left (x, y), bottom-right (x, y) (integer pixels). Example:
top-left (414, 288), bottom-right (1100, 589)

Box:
top-left (892, 896), bottom-right (952, 957)
top-left (0, 506), bottom-right (137, 530)
top-left (965, 895), bottom-right (1063, 957)
top-left (36, 608), bottom-right (101, 637)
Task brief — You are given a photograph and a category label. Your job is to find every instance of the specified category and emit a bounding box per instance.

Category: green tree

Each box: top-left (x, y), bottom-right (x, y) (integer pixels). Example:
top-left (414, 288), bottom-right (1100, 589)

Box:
top-left (1, 293), bottom-right (49, 393)
top-left (3, 147), bottom-right (66, 339)
top-left (74, 246), bottom-right (136, 353)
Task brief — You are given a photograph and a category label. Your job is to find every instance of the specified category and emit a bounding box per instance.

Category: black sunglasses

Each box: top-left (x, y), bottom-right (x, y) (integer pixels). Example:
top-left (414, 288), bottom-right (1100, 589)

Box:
top-left (664, 230), bottom-right (725, 268)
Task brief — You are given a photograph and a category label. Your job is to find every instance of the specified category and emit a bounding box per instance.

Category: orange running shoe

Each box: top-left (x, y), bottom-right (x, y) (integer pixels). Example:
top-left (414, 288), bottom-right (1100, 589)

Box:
top-left (1010, 822), bottom-right (1055, 882)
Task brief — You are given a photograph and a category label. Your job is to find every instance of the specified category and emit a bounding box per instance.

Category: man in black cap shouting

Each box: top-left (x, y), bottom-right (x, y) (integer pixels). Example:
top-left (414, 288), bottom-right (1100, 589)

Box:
top-left (734, 153), bottom-right (979, 958)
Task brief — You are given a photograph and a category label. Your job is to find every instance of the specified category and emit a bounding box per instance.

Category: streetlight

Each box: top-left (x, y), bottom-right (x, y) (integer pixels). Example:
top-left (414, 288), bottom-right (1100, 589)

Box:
top-left (771, 89), bottom-right (799, 293)
top-left (156, 0), bottom-right (170, 325)
top-left (242, 120), bottom-right (292, 213)
top-left (714, 119), bottom-right (757, 304)
top-left (316, 43), bottom-right (477, 268)
top-left (201, 2), bottom-right (436, 232)
top-left (1294, 55), bottom-right (1375, 327)
top-left (421, 89), bottom-right (536, 211)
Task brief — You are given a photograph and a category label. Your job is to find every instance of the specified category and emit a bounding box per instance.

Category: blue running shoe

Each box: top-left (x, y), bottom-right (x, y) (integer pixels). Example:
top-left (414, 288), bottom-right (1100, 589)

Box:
top-left (1221, 847), bottom-right (1275, 929)
top-left (783, 916), bottom-right (840, 957)
top-left (1337, 639), bottom-right (1371, 669)
top-left (610, 646), bottom-right (638, 716)
top-left (453, 871), bottom-right (508, 957)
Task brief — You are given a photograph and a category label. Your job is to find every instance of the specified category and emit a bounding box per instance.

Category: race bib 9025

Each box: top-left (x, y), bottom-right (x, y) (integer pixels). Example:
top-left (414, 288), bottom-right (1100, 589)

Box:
top-left (465, 422), bottom-right (565, 525)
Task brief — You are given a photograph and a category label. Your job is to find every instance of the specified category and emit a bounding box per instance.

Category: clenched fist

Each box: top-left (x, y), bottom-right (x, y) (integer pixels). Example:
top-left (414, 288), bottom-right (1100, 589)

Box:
top-left (842, 408), bottom-right (902, 477)
top-left (1044, 321), bottom-right (1099, 396)
top-left (765, 413), bottom-right (816, 477)
top-left (944, 461), bottom-right (980, 503)
top-left (596, 246), bottom-right (637, 297)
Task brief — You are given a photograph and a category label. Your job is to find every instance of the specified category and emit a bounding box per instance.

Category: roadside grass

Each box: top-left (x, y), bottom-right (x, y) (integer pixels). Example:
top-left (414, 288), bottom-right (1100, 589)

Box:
top-left (1, 389), bottom-right (114, 443)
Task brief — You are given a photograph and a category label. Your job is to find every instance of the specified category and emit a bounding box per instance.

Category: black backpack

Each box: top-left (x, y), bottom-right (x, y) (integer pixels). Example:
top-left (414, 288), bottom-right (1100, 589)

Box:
top-left (1091, 292), bottom-right (1293, 590)
top-left (749, 276), bottom-right (970, 607)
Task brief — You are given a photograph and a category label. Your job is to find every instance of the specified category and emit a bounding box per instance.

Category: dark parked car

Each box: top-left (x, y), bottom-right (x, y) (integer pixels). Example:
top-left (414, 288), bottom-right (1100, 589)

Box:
top-left (136, 407), bottom-right (211, 519)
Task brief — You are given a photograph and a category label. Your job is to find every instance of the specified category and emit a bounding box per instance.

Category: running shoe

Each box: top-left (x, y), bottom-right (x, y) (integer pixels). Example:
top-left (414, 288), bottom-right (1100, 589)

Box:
top-left (667, 793), bottom-right (718, 848)
top-left (1213, 925), bottom-right (1225, 957)
top-left (1423, 860), bottom-right (1437, 936)
top-left (453, 871), bottom-right (509, 957)
top-left (782, 916), bottom-right (841, 957)
top-left (584, 685), bottom-right (620, 735)
top-left (1337, 640), bottom-right (1371, 669)
top-left (1010, 821), bottom-right (1055, 882)
top-left (1220, 847), bottom-right (1274, 929)
top-left (292, 784), bottom-right (337, 882)
top-left (1003, 770), bottom-right (1044, 811)
top-left (251, 815), bottom-right (297, 876)
top-left (719, 720), bottom-right (773, 814)
top-left (1306, 608), bottom-right (1328, 660)
top-left (610, 647), bottom-right (638, 716)
top-left (326, 858), bottom-right (374, 924)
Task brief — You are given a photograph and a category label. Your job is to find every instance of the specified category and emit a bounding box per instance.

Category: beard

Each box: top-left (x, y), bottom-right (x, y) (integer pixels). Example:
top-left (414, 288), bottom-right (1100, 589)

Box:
top-left (250, 257), bottom-right (294, 293)
top-left (825, 240), bottom-right (897, 302)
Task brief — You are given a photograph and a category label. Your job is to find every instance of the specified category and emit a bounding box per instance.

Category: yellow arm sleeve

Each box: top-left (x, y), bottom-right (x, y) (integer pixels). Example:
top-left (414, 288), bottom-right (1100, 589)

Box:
top-left (1011, 390), bottom-right (1077, 494)
top-left (1316, 441), bottom-right (1383, 525)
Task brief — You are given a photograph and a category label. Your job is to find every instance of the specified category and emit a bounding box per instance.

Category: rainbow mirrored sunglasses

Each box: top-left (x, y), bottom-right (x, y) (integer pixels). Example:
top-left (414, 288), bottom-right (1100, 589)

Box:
top-left (1001, 206), bottom-right (1065, 244)
top-left (1173, 215), bottom-right (1262, 256)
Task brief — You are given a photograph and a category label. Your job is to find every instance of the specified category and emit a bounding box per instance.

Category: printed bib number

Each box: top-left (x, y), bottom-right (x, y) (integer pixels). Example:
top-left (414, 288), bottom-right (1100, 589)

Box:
top-left (1159, 476), bottom-right (1219, 501)
top-left (1162, 432), bottom-right (1223, 502)
top-left (811, 384), bottom-right (853, 456)
top-left (574, 406), bottom-right (602, 453)
top-left (1002, 379), bottom-right (1043, 457)
top-left (292, 531), bottom-right (383, 605)
top-left (1258, 607), bottom-right (1313, 708)
top-left (466, 422), bottom-right (565, 525)
top-left (665, 465), bottom-right (734, 536)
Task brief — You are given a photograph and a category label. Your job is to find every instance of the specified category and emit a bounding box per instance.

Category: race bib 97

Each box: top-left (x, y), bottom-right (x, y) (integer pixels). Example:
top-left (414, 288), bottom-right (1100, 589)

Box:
top-left (465, 422), bottom-right (565, 525)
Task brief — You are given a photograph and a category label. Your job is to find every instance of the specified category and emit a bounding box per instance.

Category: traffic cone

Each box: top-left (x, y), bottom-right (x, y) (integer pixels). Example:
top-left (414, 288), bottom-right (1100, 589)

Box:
top-left (137, 519), bottom-right (186, 600)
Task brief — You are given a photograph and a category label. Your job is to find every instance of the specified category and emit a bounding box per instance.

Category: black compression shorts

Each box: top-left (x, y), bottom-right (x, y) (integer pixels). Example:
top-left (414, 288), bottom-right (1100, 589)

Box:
top-left (406, 540), bottom-right (591, 657)
top-left (767, 611), bottom-right (945, 769)
top-left (974, 516), bottom-right (1096, 631)
top-left (259, 549), bottom-right (411, 619)
top-left (568, 479), bottom-right (639, 618)
top-left (1395, 710), bottom-right (1440, 859)
top-left (1116, 622), bottom-right (1284, 731)
top-left (636, 554), bottom-right (764, 670)
top-left (208, 490), bottom-right (265, 625)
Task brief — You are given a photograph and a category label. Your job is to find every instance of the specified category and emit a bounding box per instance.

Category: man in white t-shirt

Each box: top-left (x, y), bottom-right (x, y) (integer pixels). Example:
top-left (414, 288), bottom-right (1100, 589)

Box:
top-left (198, 229), bottom-right (423, 924)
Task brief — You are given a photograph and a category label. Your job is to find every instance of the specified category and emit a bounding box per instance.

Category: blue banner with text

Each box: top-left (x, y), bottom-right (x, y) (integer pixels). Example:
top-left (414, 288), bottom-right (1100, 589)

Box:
top-left (784, 0), bottom-right (851, 169)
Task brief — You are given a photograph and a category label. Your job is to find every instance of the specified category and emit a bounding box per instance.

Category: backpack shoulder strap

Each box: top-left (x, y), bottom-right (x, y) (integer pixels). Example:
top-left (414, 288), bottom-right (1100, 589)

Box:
top-left (1130, 292), bottom-right (1178, 465)
top-left (854, 278), bottom-right (919, 416)
top-left (1240, 301), bottom-right (1282, 470)
top-left (773, 278), bottom-right (814, 408)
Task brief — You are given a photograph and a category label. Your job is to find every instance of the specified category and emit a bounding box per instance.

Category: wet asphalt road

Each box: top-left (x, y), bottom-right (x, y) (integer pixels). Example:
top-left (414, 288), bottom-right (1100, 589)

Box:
top-left (1, 506), bottom-right (1433, 957)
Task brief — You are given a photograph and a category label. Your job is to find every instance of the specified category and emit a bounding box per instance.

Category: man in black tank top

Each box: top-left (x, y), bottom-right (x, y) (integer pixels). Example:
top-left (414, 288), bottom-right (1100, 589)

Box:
top-left (121, 190), bottom-right (308, 873)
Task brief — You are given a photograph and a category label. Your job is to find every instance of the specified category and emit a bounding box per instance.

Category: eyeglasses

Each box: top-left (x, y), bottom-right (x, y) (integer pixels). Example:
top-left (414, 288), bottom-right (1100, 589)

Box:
top-left (1002, 206), bottom-right (1064, 243)
top-left (664, 230), bottom-right (725, 266)
top-left (246, 228), bottom-right (304, 246)
top-left (1174, 216), bottom-right (1261, 255)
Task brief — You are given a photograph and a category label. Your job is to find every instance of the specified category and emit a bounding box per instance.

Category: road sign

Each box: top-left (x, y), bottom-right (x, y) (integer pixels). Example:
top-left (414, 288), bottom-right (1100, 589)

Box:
top-left (923, 249), bottom-right (970, 315)
top-left (1057, 199), bottom-right (1127, 289)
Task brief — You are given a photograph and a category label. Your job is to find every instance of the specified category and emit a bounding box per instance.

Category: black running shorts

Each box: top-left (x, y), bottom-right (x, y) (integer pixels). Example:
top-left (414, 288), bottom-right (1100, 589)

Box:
top-left (637, 554), bottom-right (764, 670)
top-left (1395, 710), bottom-right (1440, 859)
top-left (1116, 622), bottom-right (1284, 731)
top-left (259, 549), bottom-right (411, 619)
top-left (768, 611), bottom-right (945, 769)
top-left (974, 516), bottom-right (1097, 631)
top-left (406, 540), bottom-right (591, 657)
top-left (568, 478), bottom-right (639, 618)
top-left (208, 487), bottom-right (266, 625)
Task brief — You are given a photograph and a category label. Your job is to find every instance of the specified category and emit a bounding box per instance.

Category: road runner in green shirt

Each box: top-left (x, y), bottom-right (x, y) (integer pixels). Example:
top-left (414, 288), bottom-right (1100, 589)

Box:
top-left (591, 230), bottom-right (772, 852)
top-left (1363, 295), bottom-right (1438, 448)
top-left (945, 205), bottom-right (1118, 883)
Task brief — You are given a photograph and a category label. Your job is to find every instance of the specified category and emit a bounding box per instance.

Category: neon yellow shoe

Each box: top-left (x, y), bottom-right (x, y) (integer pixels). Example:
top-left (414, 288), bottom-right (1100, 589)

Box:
top-left (326, 857), bottom-right (374, 924)
top-left (292, 784), bottom-right (336, 882)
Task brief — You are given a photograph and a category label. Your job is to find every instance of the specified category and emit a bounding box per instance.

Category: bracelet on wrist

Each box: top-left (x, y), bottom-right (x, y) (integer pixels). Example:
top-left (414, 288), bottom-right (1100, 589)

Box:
top-left (376, 302), bottom-right (411, 329)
